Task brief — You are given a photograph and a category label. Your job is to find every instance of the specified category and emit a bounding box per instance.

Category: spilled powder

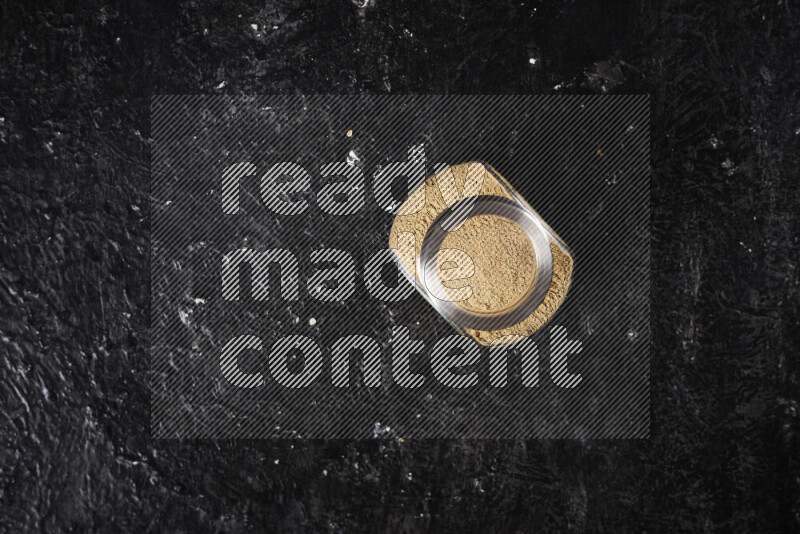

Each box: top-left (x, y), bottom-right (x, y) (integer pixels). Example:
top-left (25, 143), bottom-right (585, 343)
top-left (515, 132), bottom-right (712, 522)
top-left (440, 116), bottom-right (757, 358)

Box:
top-left (390, 162), bottom-right (573, 346)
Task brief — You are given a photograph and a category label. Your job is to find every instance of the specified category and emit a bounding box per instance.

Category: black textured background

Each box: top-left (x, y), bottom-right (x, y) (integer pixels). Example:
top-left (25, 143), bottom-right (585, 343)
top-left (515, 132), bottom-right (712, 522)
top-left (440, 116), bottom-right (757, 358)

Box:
top-left (1, 0), bottom-right (798, 532)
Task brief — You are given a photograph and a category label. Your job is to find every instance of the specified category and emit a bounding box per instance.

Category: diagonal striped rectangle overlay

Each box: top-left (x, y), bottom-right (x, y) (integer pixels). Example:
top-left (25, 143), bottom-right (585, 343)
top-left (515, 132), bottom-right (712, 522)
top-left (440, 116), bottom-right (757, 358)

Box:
top-left (151, 95), bottom-right (650, 439)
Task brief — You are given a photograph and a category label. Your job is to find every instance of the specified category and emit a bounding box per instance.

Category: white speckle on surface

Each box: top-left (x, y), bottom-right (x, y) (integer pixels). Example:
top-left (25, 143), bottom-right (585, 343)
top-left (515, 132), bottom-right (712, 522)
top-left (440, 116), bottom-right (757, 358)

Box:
top-left (322, 469), bottom-right (328, 476)
top-left (115, 37), bottom-right (120, 44)
top-left (274, 459), bottom-right (279, 465)
top-left (250, 23), bottom-right (258, 30)
top-left (178, 308), bottom-right (192, 327)
top-left (203, 28), bottom-right (209, 35)
top-left (373, 422), bottom-right (393, 437)
top-left (346, 129), bottom-right (353, 137)
top-left (346, 150), bottom-right (360, 166)
top-left (528, 57), bottom-right (537, 65)
top-left (309, 317), bottom-right (316, 326)
top-left (627, 330), bottom-right (638, 342)
top-left (216, 81), bottom-right (226, 89)
top-left (721, 158), bottom-right (735, 175)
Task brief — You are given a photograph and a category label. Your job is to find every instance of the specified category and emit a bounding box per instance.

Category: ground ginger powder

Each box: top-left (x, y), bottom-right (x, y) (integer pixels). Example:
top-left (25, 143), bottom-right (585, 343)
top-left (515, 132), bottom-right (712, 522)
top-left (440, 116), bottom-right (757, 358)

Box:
top-left (438, 214), bottom-right (537, 313)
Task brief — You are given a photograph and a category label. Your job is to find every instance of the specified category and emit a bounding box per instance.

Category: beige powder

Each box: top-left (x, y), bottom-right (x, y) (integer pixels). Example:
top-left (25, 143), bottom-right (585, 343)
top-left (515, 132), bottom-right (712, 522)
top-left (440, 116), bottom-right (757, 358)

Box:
top-left (390, 162), bottom-right (573, 346)
top-left (438, 214), bottom-right (538, 314)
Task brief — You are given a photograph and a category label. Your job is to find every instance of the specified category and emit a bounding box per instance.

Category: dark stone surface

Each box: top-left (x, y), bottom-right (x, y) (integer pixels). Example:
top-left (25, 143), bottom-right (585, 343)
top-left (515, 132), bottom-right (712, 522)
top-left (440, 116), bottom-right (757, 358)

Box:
top-left (0, 0), bottom-right (798, 531)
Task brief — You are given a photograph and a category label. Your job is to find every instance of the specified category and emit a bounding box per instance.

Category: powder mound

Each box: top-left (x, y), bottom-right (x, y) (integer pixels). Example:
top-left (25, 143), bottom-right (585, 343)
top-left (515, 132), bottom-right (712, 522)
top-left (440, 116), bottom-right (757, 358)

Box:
top-left (439, 214), bottom-right (537, 314)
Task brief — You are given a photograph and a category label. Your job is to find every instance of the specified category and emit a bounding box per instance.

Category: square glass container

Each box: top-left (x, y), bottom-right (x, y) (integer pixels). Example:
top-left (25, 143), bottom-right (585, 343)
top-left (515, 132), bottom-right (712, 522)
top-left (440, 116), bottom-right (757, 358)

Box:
top-left (389, 162), bottom-right (574, 346)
